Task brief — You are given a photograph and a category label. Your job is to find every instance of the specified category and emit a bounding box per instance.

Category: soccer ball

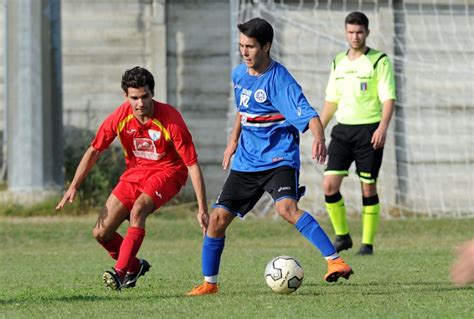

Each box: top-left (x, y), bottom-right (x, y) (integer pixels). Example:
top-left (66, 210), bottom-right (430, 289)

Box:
top-left (264, 256), bottom-right (304, 294)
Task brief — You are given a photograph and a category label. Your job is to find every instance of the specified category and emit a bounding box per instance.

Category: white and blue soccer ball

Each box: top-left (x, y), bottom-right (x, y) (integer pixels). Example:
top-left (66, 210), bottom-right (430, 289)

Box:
top-left (264, 256), bottom-right (304, 294)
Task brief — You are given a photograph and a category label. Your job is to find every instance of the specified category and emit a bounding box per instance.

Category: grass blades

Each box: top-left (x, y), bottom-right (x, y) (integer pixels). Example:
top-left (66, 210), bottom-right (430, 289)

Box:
top-left (1, 214), bottom-right (473, 318)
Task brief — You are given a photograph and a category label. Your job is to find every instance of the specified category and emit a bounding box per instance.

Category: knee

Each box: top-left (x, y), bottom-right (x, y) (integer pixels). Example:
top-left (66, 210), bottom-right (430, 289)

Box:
top-left (92, 227), bottom-right (113, 243)
top-left (323, 178), bottom-right (338, 195)
top-left (129, 208), bottom-right (147, 223)
top-left (207, 211), bottom-right (231, 237)
top-left (130, 202), bottom-right (153, 224)
top-left (275, 205), bottom-right (300, 224)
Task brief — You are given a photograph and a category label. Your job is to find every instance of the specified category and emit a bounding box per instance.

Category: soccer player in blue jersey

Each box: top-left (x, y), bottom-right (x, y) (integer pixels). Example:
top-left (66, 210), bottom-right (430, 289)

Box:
top-left (321, 12), bottom-right (396, 255)
top-left (187, 17), bottom-right (353, 296)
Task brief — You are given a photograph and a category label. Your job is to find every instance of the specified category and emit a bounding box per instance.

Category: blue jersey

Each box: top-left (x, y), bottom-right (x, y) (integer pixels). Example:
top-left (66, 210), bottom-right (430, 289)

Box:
top-left (232, 60), bottom-right (319, 172)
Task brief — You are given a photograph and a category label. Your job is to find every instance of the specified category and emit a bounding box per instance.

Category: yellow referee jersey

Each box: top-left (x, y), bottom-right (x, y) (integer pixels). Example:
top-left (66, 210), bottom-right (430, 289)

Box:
top-left (325, 48), bottom-right (396, 125)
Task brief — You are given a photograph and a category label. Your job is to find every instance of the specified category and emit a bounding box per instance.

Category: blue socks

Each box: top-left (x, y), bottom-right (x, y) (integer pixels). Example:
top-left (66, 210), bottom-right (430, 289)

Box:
top-left (202, 235), bottom-right (225, 279)
top-left (295, 212), bottom-right (337, 257)
top-left (201, 213), bottom-right (335, 283)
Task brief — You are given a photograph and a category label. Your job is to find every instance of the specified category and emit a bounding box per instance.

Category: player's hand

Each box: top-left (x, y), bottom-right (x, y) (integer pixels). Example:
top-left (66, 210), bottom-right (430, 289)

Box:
top-left (55, 187), bottom-right (77, 210)
top-left (222, 142), bottom-right (238, 170)
top-left (197, 209), bottom-right (209, 238)
top-left (451, 240), bottom-right (474, 286)
top-left (371, 127), bottom-right (387, 149)
top-left (312, 138), bottom-right (327, 164)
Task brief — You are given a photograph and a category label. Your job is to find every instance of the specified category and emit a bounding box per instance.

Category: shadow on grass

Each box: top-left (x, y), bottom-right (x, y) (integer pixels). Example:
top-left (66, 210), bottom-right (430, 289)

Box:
top-left (0, 292), bottom-right (188, 306)
top-left (219, 280), bottom-right (473, 298)
top-left (2, 284), bottom-right (471, 304)
top-left (298, 280), bottom-right (473, 296)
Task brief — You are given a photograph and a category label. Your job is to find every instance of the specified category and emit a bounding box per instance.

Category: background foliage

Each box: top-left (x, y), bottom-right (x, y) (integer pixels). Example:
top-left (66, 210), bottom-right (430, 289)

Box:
top-left (63, 128), bottom-right (124, 210)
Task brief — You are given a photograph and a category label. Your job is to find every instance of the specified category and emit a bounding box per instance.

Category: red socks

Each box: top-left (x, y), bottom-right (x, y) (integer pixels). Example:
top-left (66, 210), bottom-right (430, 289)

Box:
top-left (114, 227), bottom-right (145, 277)
top-left (99, 232), bottom-right (123, 260)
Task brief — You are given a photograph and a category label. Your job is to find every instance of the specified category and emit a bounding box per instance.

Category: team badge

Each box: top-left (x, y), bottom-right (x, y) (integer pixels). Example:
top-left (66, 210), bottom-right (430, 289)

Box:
top-left (254, 89), bottom-right (267, 103)
top-left (360, 82), bottom-right (368, 91)
top-left (148, 129), bottom-right (161, 141)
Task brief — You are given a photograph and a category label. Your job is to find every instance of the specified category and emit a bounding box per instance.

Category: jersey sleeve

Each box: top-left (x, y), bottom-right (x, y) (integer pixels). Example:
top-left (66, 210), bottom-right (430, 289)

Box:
top-left (91, 113), bottom-right (117, 151)
top-left (376, 56), bottom-right (397, 103)
top-left (325, 62), bottom-right (340, 104)
top-left (272, 82), bottom-right (319, 133)
top-left (168, 110), bottom-right (198, 166)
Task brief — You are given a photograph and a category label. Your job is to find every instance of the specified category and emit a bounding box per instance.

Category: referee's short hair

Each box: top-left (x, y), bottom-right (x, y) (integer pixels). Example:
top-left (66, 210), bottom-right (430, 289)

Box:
top-left (345, 11), bottom-right (369, 31)
top-left (238, 18), bottom-right (273, 48)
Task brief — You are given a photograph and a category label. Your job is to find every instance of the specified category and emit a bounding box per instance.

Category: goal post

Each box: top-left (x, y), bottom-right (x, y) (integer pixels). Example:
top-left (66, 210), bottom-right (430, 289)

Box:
top-left (231, 0), bottom-right (474, 218)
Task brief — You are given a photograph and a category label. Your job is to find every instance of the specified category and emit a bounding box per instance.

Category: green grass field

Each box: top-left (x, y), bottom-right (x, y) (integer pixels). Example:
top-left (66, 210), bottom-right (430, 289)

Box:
top-left (1, 208), bottom-right (473, 318)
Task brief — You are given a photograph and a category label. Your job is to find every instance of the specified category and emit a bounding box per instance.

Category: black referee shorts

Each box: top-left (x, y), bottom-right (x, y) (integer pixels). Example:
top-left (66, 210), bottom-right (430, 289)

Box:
top-left (325, 123), bottom-right (384, 184)
top-left (212, 166), bottom-right (305, 217)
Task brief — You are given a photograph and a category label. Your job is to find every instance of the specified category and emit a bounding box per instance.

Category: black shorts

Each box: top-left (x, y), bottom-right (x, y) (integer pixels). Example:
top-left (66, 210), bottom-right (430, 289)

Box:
top-left (212, 166), bottom-right (305, 217)
top-left (325, 123), bottom-right (383, 184)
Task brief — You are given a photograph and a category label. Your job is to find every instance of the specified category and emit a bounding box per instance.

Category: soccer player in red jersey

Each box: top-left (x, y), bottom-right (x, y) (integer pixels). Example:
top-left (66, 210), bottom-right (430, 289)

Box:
top-left (56, 66), bottom-right (209, 290)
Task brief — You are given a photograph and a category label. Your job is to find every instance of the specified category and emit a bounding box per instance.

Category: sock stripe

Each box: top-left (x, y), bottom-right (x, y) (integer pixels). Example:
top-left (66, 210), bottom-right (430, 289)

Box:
top-left (325, 192), bottom-right (342, 204)
top-left (362, 194), bottom-right (379, 206)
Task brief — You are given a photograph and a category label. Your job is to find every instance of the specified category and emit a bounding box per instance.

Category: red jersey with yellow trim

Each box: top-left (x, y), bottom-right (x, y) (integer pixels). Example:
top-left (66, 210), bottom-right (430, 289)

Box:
top-left (91, 100), bottom-right (197, 183)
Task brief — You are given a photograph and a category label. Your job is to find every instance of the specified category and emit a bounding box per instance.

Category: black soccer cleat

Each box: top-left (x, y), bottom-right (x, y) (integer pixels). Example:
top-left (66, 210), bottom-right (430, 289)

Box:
top-left (333, 234), bottom-right (353, 253)
top-left (356, 244), bottom-right (373, 256)
top-left (122, 259), bottom-right (151, 288)
top-left (102, 269), bottom-right (124, 290)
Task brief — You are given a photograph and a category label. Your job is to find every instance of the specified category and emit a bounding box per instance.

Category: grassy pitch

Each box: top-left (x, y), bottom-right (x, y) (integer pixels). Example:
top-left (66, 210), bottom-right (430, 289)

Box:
top-left (1, 210), bottom-right (473, 318)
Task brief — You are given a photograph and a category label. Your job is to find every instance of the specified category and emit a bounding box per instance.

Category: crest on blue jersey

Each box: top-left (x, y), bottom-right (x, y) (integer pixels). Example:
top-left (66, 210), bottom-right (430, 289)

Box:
top-left (254, 89), bottom-right (267, 103)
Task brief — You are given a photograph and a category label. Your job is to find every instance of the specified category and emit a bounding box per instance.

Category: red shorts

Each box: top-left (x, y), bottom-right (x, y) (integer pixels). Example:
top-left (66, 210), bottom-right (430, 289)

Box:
top-left (112, 170), bottom-right (188, 211)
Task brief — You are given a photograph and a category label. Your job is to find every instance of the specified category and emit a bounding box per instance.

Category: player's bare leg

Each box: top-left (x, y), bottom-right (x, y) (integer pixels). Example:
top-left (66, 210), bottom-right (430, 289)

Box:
top-left (93, 194), bottom-right (130, 290)
top-left (95, 193), bottom-right (154, 290)
top-left (92, 194), bottom-right (129, 244)
top-left (106, 193), bottom-right (154, 289)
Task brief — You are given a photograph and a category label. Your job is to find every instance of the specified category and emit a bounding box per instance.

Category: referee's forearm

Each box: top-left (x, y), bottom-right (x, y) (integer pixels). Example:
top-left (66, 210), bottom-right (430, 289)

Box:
top-left (321, 101), bottom-right (338, 129)
top-left (379, 99), bottom-right (395, 130)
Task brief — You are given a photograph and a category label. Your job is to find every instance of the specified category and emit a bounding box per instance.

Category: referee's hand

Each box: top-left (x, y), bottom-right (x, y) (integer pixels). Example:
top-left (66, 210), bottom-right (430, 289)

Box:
top-left (371, 127), bottom-right (387, 149)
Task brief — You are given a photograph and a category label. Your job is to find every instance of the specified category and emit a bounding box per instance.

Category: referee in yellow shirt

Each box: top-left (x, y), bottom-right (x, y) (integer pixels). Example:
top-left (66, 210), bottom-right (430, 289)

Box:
top-left (321, 11), bottom-right (396, 255)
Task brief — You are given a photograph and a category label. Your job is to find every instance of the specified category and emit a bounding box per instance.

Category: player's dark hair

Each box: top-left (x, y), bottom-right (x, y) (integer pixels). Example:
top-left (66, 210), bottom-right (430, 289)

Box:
top-left (237, 17), bottom-right (273, 48)
top-left (121, 66), bottom-right (155, 96)
top-left (345, 11), bottom-right (369, 31)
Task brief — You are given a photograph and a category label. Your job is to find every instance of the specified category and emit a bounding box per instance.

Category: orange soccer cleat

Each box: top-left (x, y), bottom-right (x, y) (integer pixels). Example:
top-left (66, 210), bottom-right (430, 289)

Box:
top-left (186, 281), bottom-right (218, 296)
top-left (324, 257), bottom-right (354, 282)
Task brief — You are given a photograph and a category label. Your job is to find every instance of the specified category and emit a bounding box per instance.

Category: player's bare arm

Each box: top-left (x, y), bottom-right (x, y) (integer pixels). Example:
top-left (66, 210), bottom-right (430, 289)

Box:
top-left (56, 146), bottom-right (101, 210)
top-left (320, 101), bottom-right (338, 129)
top-left (371, 99), bottom-right (395, 149)
top-left (222, 112), bottom-right (242, 170)
top-left (308, 117), bottom-right (327, 164)
top-left (187, 163), bottom-right (209, 236)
